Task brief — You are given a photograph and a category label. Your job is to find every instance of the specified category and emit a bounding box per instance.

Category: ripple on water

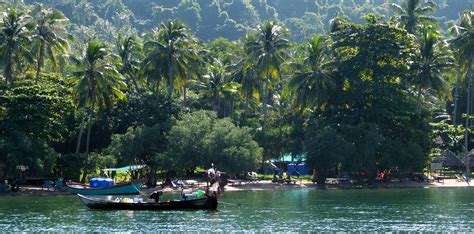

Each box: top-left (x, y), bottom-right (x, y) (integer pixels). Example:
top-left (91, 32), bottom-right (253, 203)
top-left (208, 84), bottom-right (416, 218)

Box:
top-left (0, 188), bottom-right (473, 232)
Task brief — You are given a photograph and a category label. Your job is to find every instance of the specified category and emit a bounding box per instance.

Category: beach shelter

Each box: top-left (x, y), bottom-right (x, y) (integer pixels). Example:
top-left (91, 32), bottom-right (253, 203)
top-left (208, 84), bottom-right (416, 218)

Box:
top-left (275, 153), bottom-right (310, 176)
top-left (465, 150), bottom-right (474, 168)
top-left (432, 150), bottom-right (464, 168)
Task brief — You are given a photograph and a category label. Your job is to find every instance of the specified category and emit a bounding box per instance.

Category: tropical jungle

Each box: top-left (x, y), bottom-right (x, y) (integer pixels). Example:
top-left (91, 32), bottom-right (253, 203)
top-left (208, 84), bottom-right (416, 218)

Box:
top-left (0, 0), bottom-right (473, 188)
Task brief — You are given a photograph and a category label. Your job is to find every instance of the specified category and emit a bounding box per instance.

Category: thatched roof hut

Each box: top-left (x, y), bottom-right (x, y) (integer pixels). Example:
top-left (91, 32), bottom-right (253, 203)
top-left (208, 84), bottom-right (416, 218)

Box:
top-left (432, 150), bottom-right (464, 167)
top-left (465, 150), bottom-right (474, 168)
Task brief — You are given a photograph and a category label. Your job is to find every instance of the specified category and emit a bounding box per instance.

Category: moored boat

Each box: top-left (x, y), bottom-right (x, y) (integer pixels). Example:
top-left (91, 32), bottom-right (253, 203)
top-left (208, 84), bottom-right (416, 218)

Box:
top-left (77, 194), bottom-right (218, 210)
top-left (66, 181), bottom-right (142, 195)
top-left (66, 165), bottom-right (145, 195)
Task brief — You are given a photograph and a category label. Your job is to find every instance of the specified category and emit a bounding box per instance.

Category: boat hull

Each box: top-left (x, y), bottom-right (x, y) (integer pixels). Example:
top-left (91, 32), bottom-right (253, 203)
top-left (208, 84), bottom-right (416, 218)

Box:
top-left (66, 181), bottom-right (141, 195)
top-left (78, 194), bottom-right (218, 210)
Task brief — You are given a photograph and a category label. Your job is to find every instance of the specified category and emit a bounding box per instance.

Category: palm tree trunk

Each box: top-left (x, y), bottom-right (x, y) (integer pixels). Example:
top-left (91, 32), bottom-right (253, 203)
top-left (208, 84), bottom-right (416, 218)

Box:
top-left (261, 61), bottom-right (270, 163)
top-left (229, 98), bottom-right (234, 118)
top-left (183, 83), bottom-right (187, 107)
top-left (129, 70), bottom-right (140, 93)
top-left (132, 78), bottom-right (139, 93)
top-left (465, 77), bottom-right (471, 152)
top-left (5, 55), bottom-right (13, 84)
top-left (416, 80), bottom-right (423, 112)
top-left (263, 59), bottom-right (270, 128)
top-left (263, 70), bottom-right (269, 122)
top-left (465, 54), bottom-right (473, 178)
top-left (216, 96), bottom-right (221, 117)
top-left (80, 100), bottom-right (95, 184)
top-left (453, 71), bottom-right (460, 126)
top-left (75, 88), bottom-right (90, 154)
top-left (35, 44), bottom-right (45, 84)
top-left (264, 79), bottom-right (269, 120)
top-left (245, 93), bottom-right (250, 116)
top-left (168, 59), bottom-right (174, 95)
top-left (85, 100), bottom-right (95, 155)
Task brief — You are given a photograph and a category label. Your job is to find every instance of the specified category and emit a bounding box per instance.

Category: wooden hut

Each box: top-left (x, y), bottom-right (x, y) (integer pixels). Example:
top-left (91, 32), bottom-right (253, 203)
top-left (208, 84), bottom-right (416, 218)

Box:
top-left (432, 150), bottom-right (464, 168)
top-left (430, 150), bottom-right (465, 180)
top-left (465, 150), bottom-right (474, 168)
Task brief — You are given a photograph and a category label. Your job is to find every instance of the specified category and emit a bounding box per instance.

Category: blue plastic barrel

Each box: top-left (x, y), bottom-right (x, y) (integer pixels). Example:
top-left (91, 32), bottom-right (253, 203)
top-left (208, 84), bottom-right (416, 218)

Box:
top-left (104, 178), bottom-right (114, 187)
top-left (90, 177), bottom-right (115, 188)
top-left (98, 178), bottom-right (106, 188)
top-left (89, 178), bottom-right (99, 188)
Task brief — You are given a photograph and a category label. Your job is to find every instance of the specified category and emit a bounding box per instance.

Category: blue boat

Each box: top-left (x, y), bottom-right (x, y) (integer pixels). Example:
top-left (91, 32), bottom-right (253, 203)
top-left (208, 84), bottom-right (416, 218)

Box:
top-left (66, 165), bottom-right (145, 195)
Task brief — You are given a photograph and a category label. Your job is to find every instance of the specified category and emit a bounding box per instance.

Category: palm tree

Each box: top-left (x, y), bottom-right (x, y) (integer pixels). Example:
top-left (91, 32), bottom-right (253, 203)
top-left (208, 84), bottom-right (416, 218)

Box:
top-left (285, 34), bottom-right (335, 111)
top-left (389, 0), bottom-right (437, 35)
top-left (0, 7), bottom-right (32, 84)
top-left (450, 10), bottom-right (474, 178)
top-left (142, 20), bottom-right (197, 95)
top-left (183, 48), bottom-right (205, 107)
top-left (413, 28), bottom-right (453, 111)
top-left (245, 21), bottom-right (289, 123)
top-left (72, 40), bottom-right (125, 158)
top-left (198, 59), bottom-right (240, 117)
top-left (116, 33), bottom-right (142, 92)
top-left (232, 58), bottom-right (260, 116)
top-left (31, 5), bottom-right (69, 83)
top-left (232, 34), bottom-right (261, 116)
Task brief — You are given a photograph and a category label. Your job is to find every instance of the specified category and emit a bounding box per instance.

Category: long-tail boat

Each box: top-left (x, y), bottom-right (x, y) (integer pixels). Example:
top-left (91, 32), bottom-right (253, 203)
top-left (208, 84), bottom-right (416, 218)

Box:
top-left (66, 165), bottom-right (145, 195)
top-left (77, 193), bottom-right (218, 210)
top-left (66, 180), bottom-right (142, 195)
top-left (77, 165), bottom-right (223, 210)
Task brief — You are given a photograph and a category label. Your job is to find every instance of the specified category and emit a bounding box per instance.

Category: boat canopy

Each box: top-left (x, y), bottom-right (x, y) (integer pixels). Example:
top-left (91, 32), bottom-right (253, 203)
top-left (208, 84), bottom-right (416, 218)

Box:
top-left (103, 165), bottom-right (145, 172)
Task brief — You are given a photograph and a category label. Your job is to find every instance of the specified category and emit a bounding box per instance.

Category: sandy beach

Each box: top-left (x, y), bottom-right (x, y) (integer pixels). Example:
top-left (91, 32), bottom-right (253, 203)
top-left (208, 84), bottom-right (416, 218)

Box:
top-left (221, 179), bottom-right (471, 192)
top-left (0, 178), bottom-right (470, 197)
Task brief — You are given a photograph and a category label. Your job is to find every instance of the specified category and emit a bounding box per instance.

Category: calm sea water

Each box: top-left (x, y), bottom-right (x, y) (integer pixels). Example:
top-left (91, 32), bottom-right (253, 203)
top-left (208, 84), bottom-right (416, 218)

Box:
top-left (0, 187), bottom-right (473, 232)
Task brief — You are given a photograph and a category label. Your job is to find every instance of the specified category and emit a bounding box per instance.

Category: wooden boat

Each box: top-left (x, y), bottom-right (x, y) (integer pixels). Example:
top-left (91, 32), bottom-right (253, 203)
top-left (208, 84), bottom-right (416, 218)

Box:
top-left (66, 165), bottom-right (145, 195)
top-left (66, 181), bottom-right (142, 195)
top-left (77, 194), bottom-right (218, 210)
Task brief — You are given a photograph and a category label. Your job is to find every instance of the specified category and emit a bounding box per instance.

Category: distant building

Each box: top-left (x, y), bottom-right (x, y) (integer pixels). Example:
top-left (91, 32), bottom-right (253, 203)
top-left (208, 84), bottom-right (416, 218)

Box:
top-left (263, 153), bottom-right (310, 175)
top-left (432, 150), bottom-right (464, 168)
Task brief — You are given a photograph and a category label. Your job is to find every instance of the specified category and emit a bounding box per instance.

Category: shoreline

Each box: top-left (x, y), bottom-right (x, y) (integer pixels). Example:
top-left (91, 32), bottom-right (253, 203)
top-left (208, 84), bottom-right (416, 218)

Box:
top-left (221, 179), bottom-right (472, 192)
top-left (0, 179), bottom-right (470, 197)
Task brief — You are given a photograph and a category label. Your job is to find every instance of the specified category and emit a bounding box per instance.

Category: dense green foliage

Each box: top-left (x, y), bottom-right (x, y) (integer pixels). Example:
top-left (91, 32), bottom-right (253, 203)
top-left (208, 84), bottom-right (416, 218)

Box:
top-left (16, 0), bottom-right (472, 42)
top-left (0, 0), bottom-right (473, 186)
top-left (304, 19), bottom-right (433, 185)
top-left (166, 110), bottom-right (262, 175)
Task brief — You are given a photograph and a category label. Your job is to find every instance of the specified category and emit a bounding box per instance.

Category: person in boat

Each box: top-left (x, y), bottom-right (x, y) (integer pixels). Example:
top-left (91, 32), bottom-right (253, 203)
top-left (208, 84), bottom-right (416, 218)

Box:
top-left (148, 190), bottom-right (162, 203)
top-left (204, 164), bottom-right (222, 196)
top-left (99, 170), bottom-right (108, 178)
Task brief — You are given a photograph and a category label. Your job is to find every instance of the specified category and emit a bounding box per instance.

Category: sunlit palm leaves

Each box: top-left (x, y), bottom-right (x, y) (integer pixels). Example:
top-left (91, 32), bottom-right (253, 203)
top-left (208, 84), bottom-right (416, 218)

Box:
top-left (73, 40), bottom-right (125, 109)
top-left (286, 34), bottom-right (335, 111)
top-left (231, 34), bottom-right (261, 115)
top-left (142, 20), bottom-right (197, 94)
top-left (450, 11), bottom-right (474, 173)
top-left (245, 21), bottom-right (289, 119)
top-left (231, 58), bottom-right (260, 114)
top-left (71, 40), bottom-right (125, 154)
top-left (198, 59), bottom-right (240, 117)
top-left (0, 7), bottom-right (33, 84)
top-left (389, 0), bottom-right (437, 35)
top-left (450, 11), bottom-right (474, 71)
top-left (413, 28), bottom-right (453, 111)
top-left (31, 4), bottom-right (69, 82)
top-left (116, 33), bottom-right (143, 92)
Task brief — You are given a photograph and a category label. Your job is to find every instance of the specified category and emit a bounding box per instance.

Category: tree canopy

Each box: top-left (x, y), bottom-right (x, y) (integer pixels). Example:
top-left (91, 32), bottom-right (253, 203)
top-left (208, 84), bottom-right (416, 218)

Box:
top-left (0, 1), bottom-right (472, 187)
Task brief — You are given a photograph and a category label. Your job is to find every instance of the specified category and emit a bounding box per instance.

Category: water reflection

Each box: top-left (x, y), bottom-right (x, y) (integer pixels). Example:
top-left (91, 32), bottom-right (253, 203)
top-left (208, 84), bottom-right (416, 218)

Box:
top-left (0, 188), bottom-right (473, 231)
